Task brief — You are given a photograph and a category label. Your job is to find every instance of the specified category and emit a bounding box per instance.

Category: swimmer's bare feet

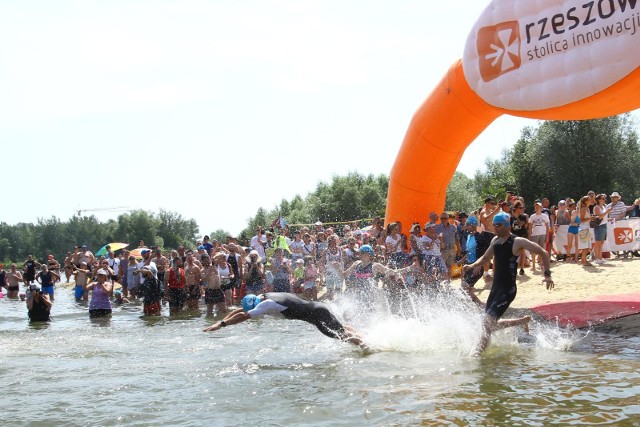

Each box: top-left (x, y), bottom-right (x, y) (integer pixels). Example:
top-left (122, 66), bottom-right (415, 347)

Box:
top-left (202, 322), bottom-right (222, 332)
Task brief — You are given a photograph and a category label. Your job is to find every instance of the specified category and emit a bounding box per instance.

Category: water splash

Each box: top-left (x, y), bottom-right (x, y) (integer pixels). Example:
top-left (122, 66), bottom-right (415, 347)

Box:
top-left (329, 280), bottom-right (584, 355)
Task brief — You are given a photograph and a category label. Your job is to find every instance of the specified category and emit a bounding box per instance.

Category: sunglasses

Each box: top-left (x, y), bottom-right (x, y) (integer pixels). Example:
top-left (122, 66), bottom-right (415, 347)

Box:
top-left (494, 223), bottom-right (506, 227)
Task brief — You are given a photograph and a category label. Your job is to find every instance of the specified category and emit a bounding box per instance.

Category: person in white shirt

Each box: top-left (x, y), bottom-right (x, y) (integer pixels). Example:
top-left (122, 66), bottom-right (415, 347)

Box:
top-left (528, 202), bottom-right (550, 272)
top-left (421, 224), bottom-right (447, 280)
top-left (250, 226), bottom-right (267, 260)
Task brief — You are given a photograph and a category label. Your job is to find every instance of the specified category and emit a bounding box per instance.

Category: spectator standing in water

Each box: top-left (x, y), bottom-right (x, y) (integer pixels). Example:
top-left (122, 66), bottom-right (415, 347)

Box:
top-left (26, 284), bottom-right (52, 322)
top-left (36, 264), bottom-right (59, 301)
top-left (85, 269), bottom-right (113, 318)
top-left (5, 264), bottom-right (23, 299)
top-left (23, 255), bottom-right (40, 286)
top-left (138, 264), bottom-right (162, 316)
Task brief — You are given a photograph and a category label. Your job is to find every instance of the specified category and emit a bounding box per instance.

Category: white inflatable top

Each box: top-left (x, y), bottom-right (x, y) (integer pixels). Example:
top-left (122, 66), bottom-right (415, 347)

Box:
top-left (463, 0), bottom-right (640, 111)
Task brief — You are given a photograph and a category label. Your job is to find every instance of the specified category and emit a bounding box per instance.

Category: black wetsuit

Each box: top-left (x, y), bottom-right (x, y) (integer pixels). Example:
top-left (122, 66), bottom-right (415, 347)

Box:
top-left (263, 292), bottom-right (347, 340)
top-left (24, 260), bottom-right (37, 281)
top-left (28, 298), bottom-right (51, 322)
top-left (227, 254), bottom-right (241, 289)
top-left (485, 234), bottom-right (518, 319)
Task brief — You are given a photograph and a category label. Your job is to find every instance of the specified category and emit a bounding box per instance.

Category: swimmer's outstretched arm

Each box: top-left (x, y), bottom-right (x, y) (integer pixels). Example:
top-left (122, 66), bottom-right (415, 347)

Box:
top-left (342, 325), bottom-right (366, 347)
top-left (203, 308), bottom-right (250, 332)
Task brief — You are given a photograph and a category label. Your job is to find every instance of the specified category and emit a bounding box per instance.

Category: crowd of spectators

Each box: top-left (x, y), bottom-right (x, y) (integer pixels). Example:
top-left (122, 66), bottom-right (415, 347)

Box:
top-left (2, 190), bottom-right (639, 321)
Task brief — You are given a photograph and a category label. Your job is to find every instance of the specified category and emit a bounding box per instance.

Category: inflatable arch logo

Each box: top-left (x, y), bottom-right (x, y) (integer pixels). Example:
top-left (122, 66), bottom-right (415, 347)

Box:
top-left (477, 20), bottom-right (521, 82)
top-left (386, 0), bottom-right (640, 230)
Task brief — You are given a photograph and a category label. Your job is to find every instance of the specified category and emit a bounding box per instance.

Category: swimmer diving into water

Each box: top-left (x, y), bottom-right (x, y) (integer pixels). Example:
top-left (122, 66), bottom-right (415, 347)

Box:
top-left (203, 293), bottom-right (367, 348)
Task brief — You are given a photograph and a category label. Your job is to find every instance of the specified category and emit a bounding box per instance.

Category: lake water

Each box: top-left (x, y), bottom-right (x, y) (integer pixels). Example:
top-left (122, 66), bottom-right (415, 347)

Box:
top-left (1, 285), bottom-right (639, 426)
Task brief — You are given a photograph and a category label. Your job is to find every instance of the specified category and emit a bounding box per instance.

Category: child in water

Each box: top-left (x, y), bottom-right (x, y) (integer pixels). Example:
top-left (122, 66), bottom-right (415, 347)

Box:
top-left (74, 262), bottom-right (90, 302)
top-left (113, 288), bottom-right (130, 305)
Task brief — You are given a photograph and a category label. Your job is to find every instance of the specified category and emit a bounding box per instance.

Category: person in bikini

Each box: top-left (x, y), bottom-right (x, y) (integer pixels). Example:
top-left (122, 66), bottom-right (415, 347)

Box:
top-left (341, 245), bottom-right (402, 307)
top-left (5, 264), bottom-right (23, 299)
top-left (201, 254), bottom-right (226, 316)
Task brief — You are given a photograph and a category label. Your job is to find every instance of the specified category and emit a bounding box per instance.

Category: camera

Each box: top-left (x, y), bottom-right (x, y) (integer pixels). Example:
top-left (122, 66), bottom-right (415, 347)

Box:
top-left (132, 269), bottom-right (140, 275)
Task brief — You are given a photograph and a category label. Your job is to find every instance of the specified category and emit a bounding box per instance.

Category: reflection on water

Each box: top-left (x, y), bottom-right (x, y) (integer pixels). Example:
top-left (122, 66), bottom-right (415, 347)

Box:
top-left (1, 285), bottom-right (639, 426)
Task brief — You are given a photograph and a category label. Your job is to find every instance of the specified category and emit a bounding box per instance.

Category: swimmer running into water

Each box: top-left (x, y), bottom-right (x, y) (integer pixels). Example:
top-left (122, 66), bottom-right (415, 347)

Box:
top-left (203, 292), bottom-right (367, 348)
top-left (463, 212), bottom-right (555, 354)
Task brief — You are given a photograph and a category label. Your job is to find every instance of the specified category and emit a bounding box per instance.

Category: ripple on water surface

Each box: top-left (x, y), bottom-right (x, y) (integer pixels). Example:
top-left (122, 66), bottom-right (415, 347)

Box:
top-left (1, 286), bottom-right (639, 426)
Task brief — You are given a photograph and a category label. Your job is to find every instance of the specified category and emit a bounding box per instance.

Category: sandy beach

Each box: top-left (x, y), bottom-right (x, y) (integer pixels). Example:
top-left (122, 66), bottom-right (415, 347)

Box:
top-left (466, 257), bottom-right (640, 310)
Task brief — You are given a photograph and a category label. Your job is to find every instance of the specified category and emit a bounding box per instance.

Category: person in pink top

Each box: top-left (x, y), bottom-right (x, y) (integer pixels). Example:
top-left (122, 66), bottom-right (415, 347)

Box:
top-left (302, 256), bottom-right (319, 301)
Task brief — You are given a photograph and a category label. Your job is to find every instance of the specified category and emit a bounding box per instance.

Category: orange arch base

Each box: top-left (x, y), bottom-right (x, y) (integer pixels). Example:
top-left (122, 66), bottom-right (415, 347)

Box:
top-left (386, 60), bottom-right (640, 229)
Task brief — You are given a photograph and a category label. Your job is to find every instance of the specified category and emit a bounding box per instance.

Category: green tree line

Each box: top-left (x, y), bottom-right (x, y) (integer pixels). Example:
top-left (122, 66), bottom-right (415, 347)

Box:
top-left (237, 172), bottom-right (390, 242)
top-left (468, 114), bottom-right (640, 207)
top-left (0, 209), bottom-right (200, 264)
top-left (3, 116), bottom-right (638, 264)
top-left (242, 115), bottom-right (639, 236)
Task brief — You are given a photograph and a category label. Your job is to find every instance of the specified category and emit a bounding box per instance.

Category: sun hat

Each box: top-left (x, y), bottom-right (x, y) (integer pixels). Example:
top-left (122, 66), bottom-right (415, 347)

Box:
top-left (242, 294), bottom-right (262, 311)
top-left (610, 192), bottom-right (621, 198)
top-left (359, 244), bottom-right (374, 255)
top-left (492, 212), bottom-right (511, 226)
top-left (246, 250), bottom-right (262, 263)
top-left (140, 264), bottom-right (158, 279)
top-left (97, 269), bottom-right (109, 276)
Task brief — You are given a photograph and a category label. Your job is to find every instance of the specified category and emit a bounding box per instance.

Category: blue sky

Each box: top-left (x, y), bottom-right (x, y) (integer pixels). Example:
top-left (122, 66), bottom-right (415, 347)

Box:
top-left (1, 1), bottom-right (635, 236)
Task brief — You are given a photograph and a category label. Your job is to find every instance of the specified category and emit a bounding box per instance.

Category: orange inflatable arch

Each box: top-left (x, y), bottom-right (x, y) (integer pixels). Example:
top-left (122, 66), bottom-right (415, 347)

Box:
top-left (386, 0), bottom-right (640, 229)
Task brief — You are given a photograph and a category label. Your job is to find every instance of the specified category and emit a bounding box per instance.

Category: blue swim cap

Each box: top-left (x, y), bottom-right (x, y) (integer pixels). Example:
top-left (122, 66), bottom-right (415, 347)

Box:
top-left (359, 244), bottom-right (374, 255)
top-left (466, 216), bottom-right (478, 226)
top-left (493, 212), bottom-right (511, 226)
top-left (242, 294), bottom-right (261, 311)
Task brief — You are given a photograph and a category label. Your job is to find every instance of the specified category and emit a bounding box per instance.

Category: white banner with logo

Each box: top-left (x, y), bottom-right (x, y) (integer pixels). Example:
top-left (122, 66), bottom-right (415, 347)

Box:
top-left (553, 219), bottom-right (640, 253)
top-left (463, 0), bottom-right (640, 111)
